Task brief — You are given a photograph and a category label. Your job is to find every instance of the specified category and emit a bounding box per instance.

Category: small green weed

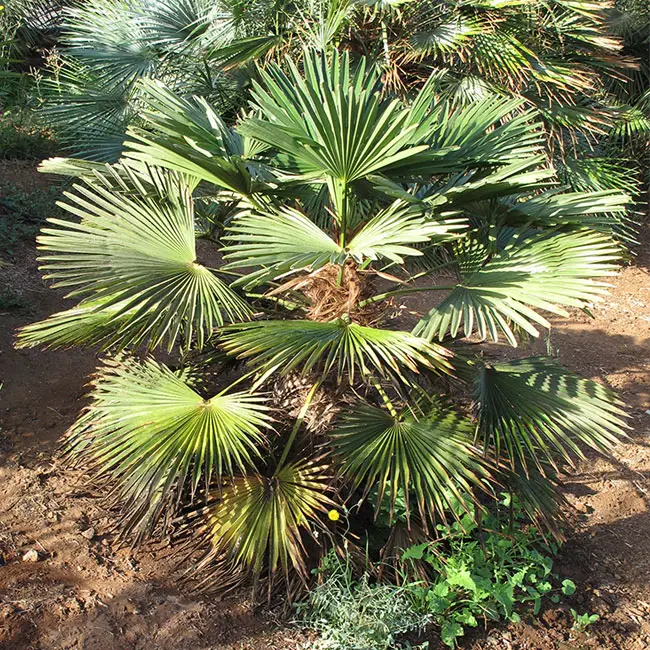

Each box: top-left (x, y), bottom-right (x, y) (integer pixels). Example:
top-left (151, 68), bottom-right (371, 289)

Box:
top-left (401, 499), bottom-right (565, 648)
top-left (299, 496), bottom-right (577, 649)
top-left (570, 609), bottom-right (599, 632)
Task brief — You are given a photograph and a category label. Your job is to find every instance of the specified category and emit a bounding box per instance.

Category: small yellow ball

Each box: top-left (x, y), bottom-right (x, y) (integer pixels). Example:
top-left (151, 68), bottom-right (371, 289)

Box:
top-left (327, 509), bottom-right (340, 522)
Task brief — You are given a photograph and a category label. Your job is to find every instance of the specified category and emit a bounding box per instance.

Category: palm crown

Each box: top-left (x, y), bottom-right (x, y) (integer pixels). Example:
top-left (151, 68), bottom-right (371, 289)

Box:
top-left (21, 49), bottom-right (630, 590)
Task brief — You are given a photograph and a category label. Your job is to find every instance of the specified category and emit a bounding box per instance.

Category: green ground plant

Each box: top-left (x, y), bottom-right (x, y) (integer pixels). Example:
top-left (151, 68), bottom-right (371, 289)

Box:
top-left (300, 497), bottom-right (576, 649)
top-left (570, 609), bottom-right (600, 632)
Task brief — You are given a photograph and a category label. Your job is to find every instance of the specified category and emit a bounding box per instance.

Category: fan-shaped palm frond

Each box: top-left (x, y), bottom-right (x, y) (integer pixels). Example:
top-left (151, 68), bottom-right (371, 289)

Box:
top-left (16, 299), bottom-right (132, 350)
top-left (560, 157), bottom-right (641, 194)
top-left (63, 356), bottom-right (271, 539)
top-left (473, 357), bottom-right (629, 472)
top-left (222, 200), bottom-right (466, 289)
top-left (332, 404), bottom-right (488, 522)
top-left (203, 460), bottom-right (334, 580)
top-left (220, 318), bottom-right (451, 385)
top-left (346, 200), bottom-right (466, 263)
top-left (28, 165), bottom-right (251, 350)
top-left (413, 230), bottom-right (621, 346)
top-left (332, 402), bottom-right (488, 525)
top-left (418, 96), bottom-right (544, 168)
top-left (39, 0), bottom-right (246, 160)
top-left (239, 49), bottom-right (432, 192)
top-left (223, 204), bottom-right (345, 288)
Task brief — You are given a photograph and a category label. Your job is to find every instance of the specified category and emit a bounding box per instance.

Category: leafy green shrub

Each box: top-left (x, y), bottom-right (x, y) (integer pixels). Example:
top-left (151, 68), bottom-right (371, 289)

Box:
top-left (401, 497), bottom-right (565, 647)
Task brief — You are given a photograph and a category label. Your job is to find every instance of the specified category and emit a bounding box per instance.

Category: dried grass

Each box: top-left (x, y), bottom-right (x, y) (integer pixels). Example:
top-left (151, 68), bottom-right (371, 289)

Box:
top-left (271, 262), bottom-right (389, 326)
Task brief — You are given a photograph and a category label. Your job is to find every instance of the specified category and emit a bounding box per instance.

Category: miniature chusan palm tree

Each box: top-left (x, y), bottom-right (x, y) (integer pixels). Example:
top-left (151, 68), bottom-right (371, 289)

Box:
top-left (20, 50), bottom-right (629, 591)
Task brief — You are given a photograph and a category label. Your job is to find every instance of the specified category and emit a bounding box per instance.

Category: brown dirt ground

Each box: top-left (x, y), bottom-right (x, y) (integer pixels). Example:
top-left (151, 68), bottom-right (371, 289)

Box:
top-left (1, 162), bottom-right (650, 650)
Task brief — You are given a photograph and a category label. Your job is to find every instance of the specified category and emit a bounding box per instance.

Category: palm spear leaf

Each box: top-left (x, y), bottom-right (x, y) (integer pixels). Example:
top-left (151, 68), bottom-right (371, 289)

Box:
top-left (220, 319), bottom-right (452, 385)
top-left (331, 403), bottom-right (488, 524)
top-left (63, 356), bottom-right (271, 539)
top-left (413, 230), bottom-right (621, 346)
top-left (32, 166), bottom-right (251, 351)
top-left (203, 460), bottom-right (333, 579)
top-left (474, 357), bottom-right (629, 473)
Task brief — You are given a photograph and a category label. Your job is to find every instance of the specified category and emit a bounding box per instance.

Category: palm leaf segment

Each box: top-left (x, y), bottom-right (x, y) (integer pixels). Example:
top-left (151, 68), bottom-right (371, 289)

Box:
top-left (205, 460), bottom-right (334, 580)
top-left (332, 403), bottom-right (488, 524)
top-left (18, 165), bottom-right (251, 351)
top-left (474, 357), bottom-right (629, 473)
top-left (220, 319), bottom-right (451, 385)
top-left (63, 357), bottom-right (271, 539)
top-left (414, 229), bottom-right (620, 345)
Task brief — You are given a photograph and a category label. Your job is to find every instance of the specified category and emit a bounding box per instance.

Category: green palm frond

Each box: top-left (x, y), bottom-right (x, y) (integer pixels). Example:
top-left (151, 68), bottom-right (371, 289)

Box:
top-left (16, 299), bottom-right (131, 350)
top-left (223, 205), bottom-right (345, 289)
top-left (222, 200), bottom-right (466, 289)
top-left (64, 0), bottom-right (162, 86)
top-left (39, 0), bottom-right (245, 161)
top-left (41, 58), bottom-right (137, 162)
top-left (238, 49), bottom-right (433, 189)
top-left (220, 319), bottom-right (452, 385)
top-left (64, 356), bottom-right (271, 539)
top-left (124, 79), bottom-right (256, 195)
top-left (474, 357), bottom-right (629, 473)
top-left (410, 16), bottom-right (483, 56)
top-left (207, 34), bottom-right (282, 68)
top-left (421, 96), bottom-right (544, 168)
top-left (559, 157), bottom-right (641, 194)
top-left (497, 188), bottom-right (631, 229)
top-left (29, 166), bottom-right (251, 351)
top-left (346, 201), bottom-right (466, 264)
top-left (611, 104), bottom-right (650, 140)
top-left (331, 403), bottom-right (488, 524)
top-left (413, 230), bottom-right (621, 346)
top-left (203, 460), bottom-right (334, 580)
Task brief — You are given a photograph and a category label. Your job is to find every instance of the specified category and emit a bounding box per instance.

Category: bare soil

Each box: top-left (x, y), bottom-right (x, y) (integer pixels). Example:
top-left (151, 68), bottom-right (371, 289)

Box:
top-left (1, 163), bottom-right (649, 649)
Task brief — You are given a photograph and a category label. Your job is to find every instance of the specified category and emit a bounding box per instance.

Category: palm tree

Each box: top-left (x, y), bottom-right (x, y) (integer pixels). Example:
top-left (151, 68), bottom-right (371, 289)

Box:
top-left (20, 50), bottom-right (630, 592)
